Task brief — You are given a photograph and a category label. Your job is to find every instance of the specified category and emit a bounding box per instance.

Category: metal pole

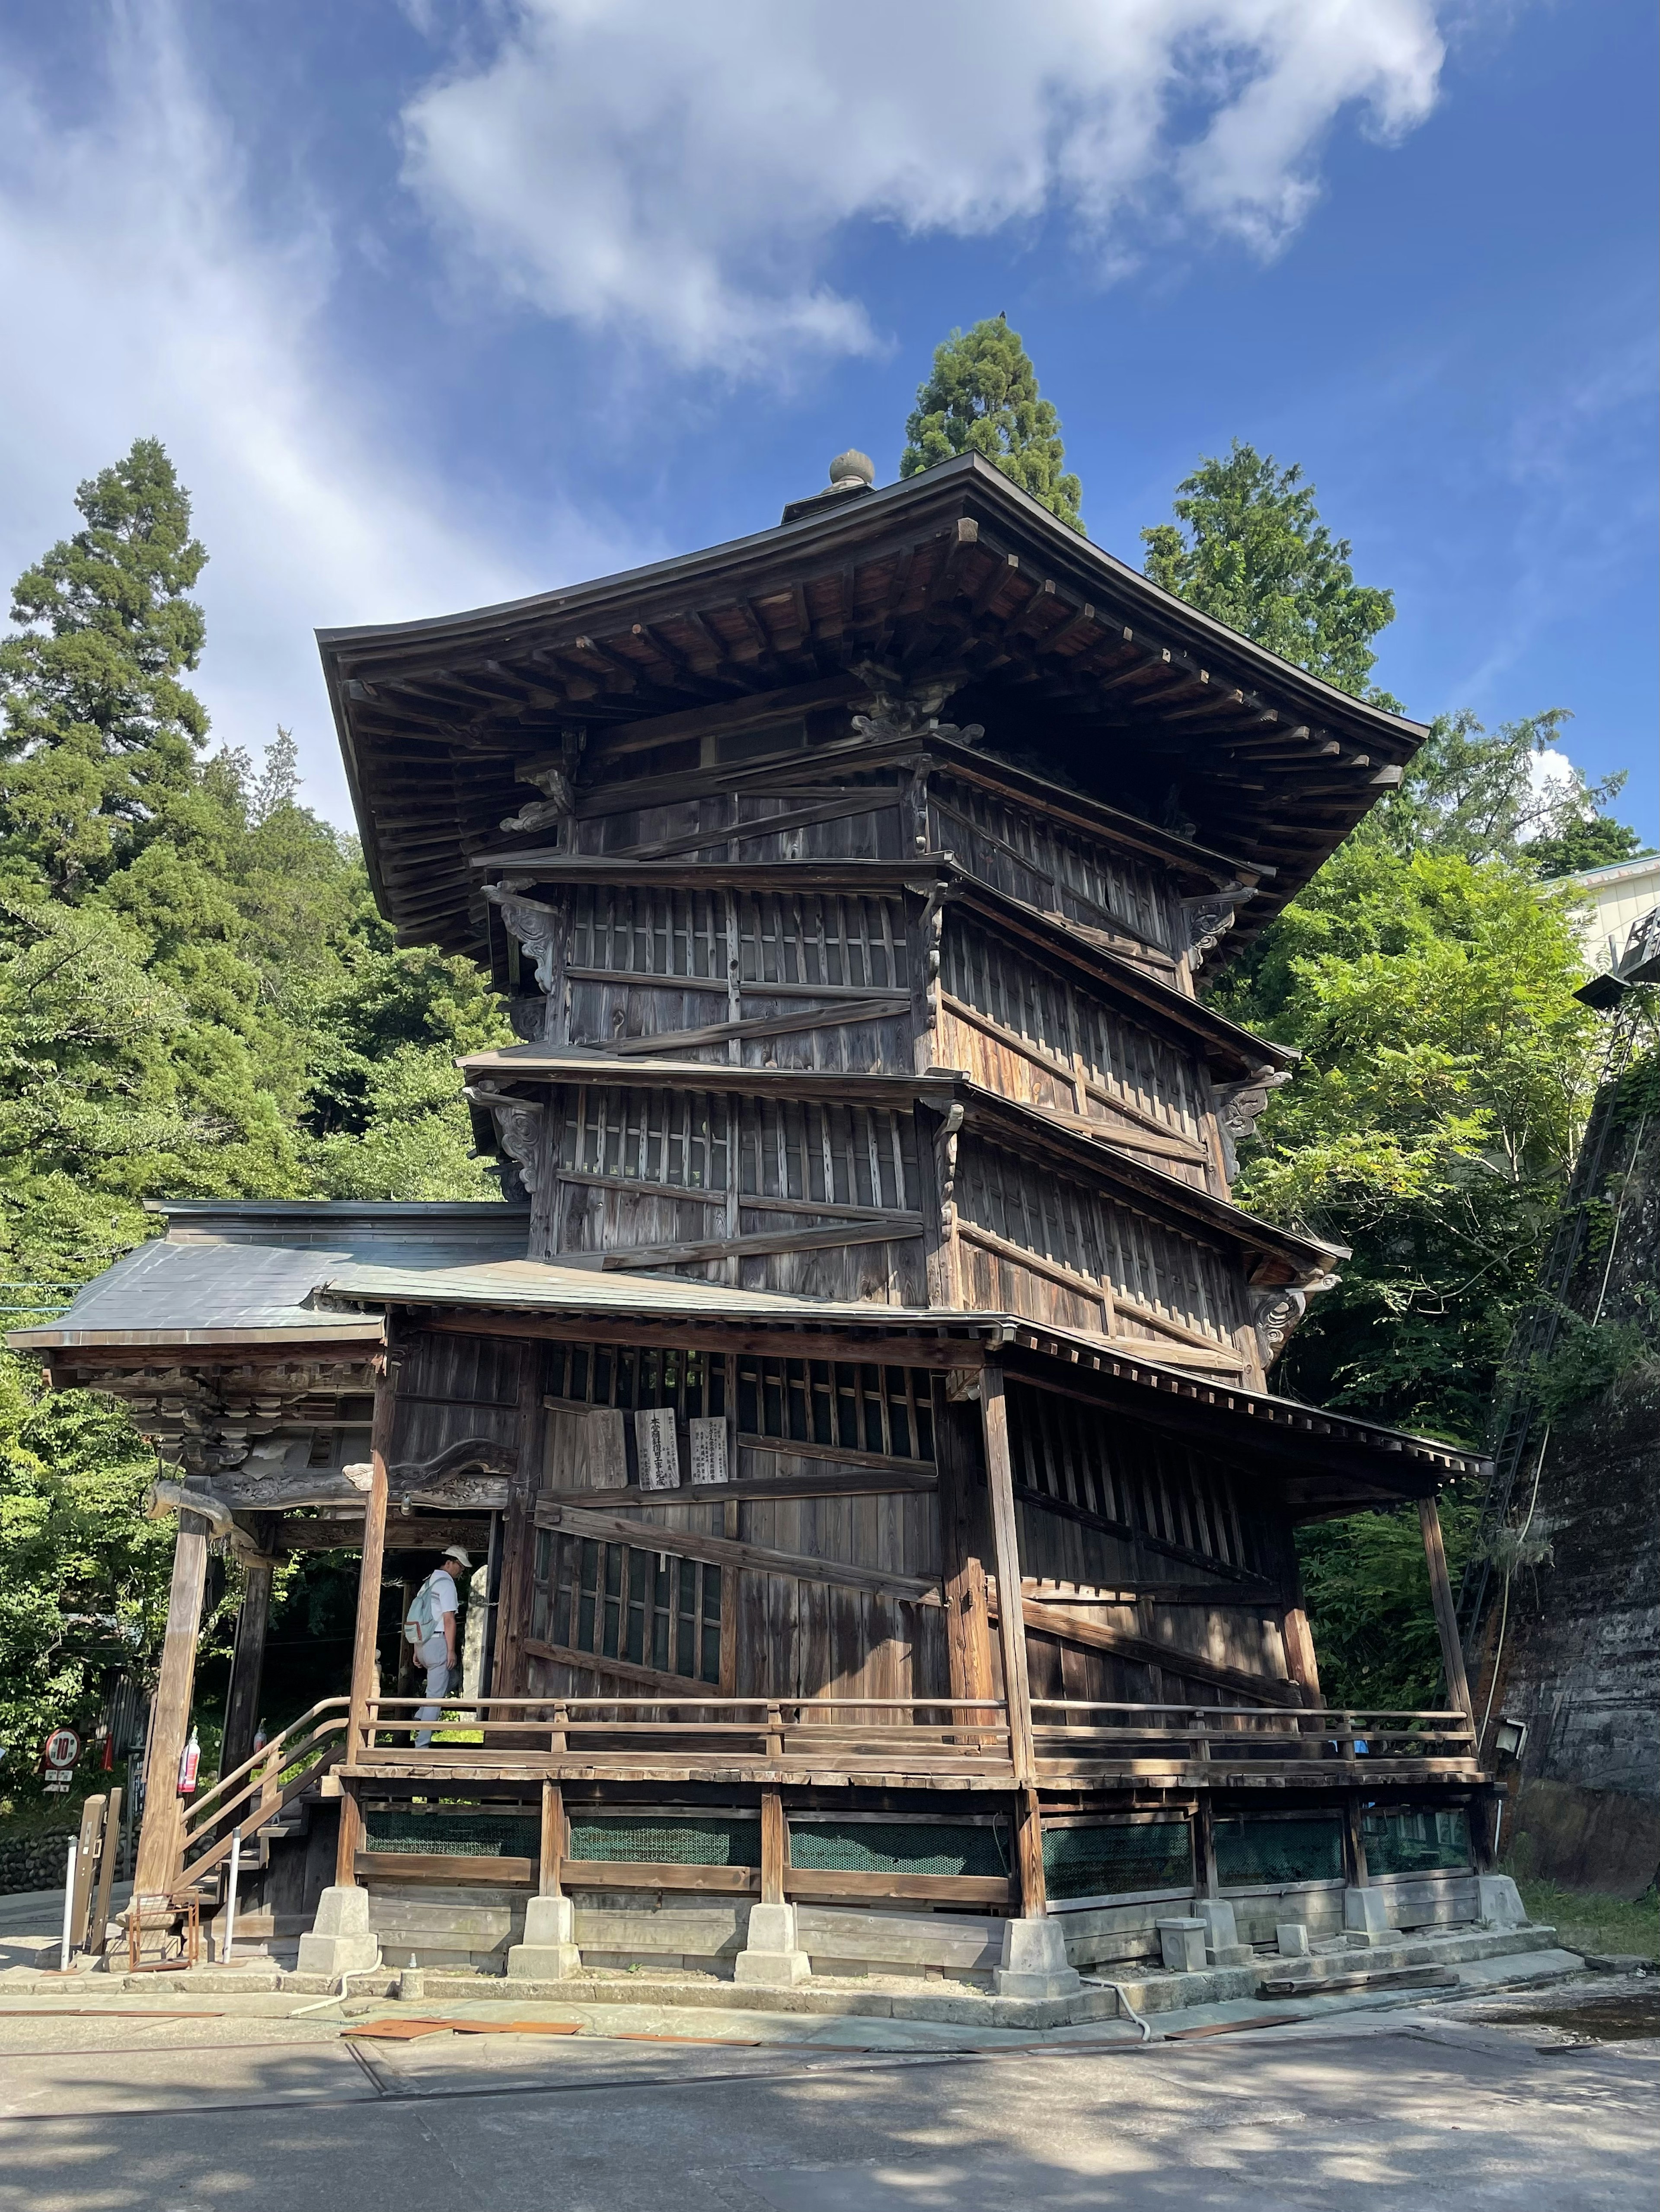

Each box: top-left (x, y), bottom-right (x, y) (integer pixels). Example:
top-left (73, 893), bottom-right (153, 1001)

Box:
top-left (222, 1827), bottom-right (242, 1964)
top-left (58, 1840), bottom-right (77, 1973)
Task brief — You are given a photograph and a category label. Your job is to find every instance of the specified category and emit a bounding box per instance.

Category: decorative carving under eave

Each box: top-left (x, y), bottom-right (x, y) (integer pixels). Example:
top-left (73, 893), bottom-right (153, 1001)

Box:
top-left (849, 667), bottom-right (984, 749)
top-left (485, 887), bottom-right (564, 993)
top-left (464, 1081), bottom-right (546, 1196)
top-left (1251, 1272), bottom-right (1341, 1364)
top-left (1181, 884), bottom-right (1256, 970)
top-left (1214, 1063), bottom-right (1292, 1180)
top-left (935, 1102), bottom-right (964, 1236)
top-left (499, 729), bottom-right (585, 833)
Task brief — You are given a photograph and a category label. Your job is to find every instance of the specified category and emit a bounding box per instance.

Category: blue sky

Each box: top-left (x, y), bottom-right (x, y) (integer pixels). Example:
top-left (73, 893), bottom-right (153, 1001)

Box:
top-left (1, 1), bottom-right (1654, 839)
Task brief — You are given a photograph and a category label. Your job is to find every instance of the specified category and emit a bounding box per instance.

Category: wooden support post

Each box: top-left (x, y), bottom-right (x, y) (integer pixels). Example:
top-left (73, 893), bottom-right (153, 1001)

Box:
top-left (1344, 1793), bottom-right (1370, 1887)
top-left (491, 1343), bottom-right (546, 1696)
top-left (133, 1509), bottom-right (209, 1899)
top-left (538, 1780), bottom-right (565, 1896)
top-left (1014, 1788), bottom-right (1046, 1916)
top-left (761, 1788), bottom-right (787, 1907)
top-left (1195, 1794), bottom-right (1220, 1899)
top-left (396, 1580), bottom-right (415, 1698)
top-left (1274, 1514), bottom-right (1322, 1710)
top-left (932, 1380), bottom-right (995, 1727)
top-left (220, 1523), bottom-right (276, 1780)
top-left (335, 1351), bottom-right (395, 1888)
top-left (70, 1795), bottom-right (105, 1953)
top-left (1418, 1494), bottom-right (1475, 1729)
top-left (92, 1787), bottom-right (122, 1953)
top-left (980, 1361), bottom-right (1035, 1784)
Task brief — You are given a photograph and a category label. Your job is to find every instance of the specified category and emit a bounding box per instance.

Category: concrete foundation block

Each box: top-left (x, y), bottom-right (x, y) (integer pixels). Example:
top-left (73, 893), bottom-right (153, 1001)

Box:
top-left (733, 1902), bottom-right (812, 1986)
top-left (295, 1885), bottom-right (380, 1980)
top-left (994, 1914), bottom-right (1082, 2000)
top-left (1157, 1918), bottom-right (1209, 1973)
top-left (507, 1893), bottom-right (582, 1981)
top-left (1475, 1875), bottom-right (1527, 1930)
top-left (1276, 1923), bottom-right (1311, 1958)
top-left (1344, 1886), bottom-right (1395, 1944)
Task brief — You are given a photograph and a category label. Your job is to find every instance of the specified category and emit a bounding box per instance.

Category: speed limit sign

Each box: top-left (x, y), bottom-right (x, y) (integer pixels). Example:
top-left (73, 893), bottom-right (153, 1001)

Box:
top-left (41, 1727), bottom-right (80, 1795)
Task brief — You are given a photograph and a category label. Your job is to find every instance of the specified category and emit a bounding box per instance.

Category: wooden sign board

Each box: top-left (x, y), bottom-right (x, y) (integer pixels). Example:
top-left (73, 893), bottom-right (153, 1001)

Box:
top-left (635, 1407), bottom-right (680, 1491)
top-left (689, 1417), bottom-right (728, 1486)
top-left (585, 1408), bottom-right (629, 1490)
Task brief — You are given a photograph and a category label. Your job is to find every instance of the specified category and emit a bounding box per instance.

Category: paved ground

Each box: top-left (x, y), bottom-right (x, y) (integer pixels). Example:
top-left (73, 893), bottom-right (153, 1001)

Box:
top-left (0, 1975), bottom-right (1653, 2210)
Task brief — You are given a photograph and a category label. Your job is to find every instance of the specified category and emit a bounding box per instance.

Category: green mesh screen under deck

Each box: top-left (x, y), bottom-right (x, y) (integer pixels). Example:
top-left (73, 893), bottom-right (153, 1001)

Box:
top-left (566, 1817), bottom-right (762, 1867)
top-left (1042, 1821), bottom-right (1194, 1902)
top-left (787, 1822), bottom-right (1010, 1879)
top-left (1214, 1814), bottom-right (1345, 1888)
top-left (363, 1811), bottom-right (540, 1858)
top-left (1362, 1807), bottom-right (1471, 1876)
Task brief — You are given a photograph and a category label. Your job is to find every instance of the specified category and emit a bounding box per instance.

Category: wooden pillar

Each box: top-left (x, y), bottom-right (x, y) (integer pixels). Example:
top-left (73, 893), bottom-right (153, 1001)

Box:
top-left (220, 1520), bottom-right (277, 1779)
top-left (1195, 1794), bottom-right (1220, 1899)
top-left (1418, 1494), bottom-right (1474, 1729)
top-left (980, 1362), bottom-right (1035, 1786)
top-left (92, 1787), bottom-right (122, 1953)
top-left (335, 1350), bottom-right (395, 1887)
top-left (1344, 1792), bottom-right (1370, 1887)
top-left (133, 1509), bottom-right (209, 1898)
top-left (933, 1380), bottom-right (995, 1721)
top-left (760, 1788), bottom-right (787, 1907)
top-left (70, 1795), bottom-right (105, 1953)
top-left (1014, 1787), bottom-right (1046, 1916)
top-left (538, 1780), bottom-right (565, 1896)
top-left (491, 1343), bottom-right (546, 1697)
top-left (1273, 1513), bottom-right (1322, 1708)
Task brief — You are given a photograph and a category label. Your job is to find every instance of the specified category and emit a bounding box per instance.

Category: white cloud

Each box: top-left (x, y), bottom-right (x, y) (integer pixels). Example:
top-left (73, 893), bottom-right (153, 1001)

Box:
top-left (402, 0), bottom-right (1446, 370)
top-left (0, 13), bottom-right (626, 823)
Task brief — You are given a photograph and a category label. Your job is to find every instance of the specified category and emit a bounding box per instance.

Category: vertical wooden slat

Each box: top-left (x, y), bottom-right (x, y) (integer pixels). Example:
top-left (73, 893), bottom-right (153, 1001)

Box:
top-left (133, 1509), bottom-right (209, 1898)
top-left (1195, 1794), bottom-right (1219, 1900)
top-left (981, 1362), bottom-right (1035, 1784)
top-left (1344, 1792), bottom-right (1370, 1887)
top-left (933, 1382), bottom-right (995, 1726)
top-left (760, 1788), bottom-right (786, 1905)
top-left (1418, 1495), bottom-right (1475, 1728)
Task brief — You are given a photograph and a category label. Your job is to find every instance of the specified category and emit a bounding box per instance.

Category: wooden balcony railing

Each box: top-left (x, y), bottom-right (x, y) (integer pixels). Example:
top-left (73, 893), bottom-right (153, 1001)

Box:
top-left (1031, 1702), bottom-right (1480, 1775)
top-left (177, 1697), bottom-right (349, 1888)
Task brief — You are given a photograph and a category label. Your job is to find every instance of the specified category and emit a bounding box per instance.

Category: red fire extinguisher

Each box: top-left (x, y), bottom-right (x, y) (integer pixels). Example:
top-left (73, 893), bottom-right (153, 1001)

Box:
top-left (177, 1727), bottom-right (201, 1798)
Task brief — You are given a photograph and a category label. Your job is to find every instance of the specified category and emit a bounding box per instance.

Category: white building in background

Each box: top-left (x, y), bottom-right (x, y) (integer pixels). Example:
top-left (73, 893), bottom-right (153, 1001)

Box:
top-left (1542, 853), bottom-right (1660, 972)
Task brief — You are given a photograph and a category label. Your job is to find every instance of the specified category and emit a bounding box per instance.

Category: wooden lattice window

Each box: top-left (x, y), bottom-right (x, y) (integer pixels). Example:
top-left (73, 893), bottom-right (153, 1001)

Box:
top-left (558, 1086), bottom-right (730, 1189)
top-left (1007, 1379), bottom-right (1254, 1570)
top-left (736, 1356), bottom-right (935, 1462)
top-left (737, 894), bottom-right (907, 992)
top-left (737, 1098), bottom-right (916, 1212)
top-left (531, 1529), bottom-right (723, 1684)
top-left (543, 1341), bottom-right (726, 1419)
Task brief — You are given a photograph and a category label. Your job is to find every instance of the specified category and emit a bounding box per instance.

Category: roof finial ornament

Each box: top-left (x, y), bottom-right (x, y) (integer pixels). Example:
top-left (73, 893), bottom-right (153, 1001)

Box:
top-left (828, 449), bottom-right (875, 490)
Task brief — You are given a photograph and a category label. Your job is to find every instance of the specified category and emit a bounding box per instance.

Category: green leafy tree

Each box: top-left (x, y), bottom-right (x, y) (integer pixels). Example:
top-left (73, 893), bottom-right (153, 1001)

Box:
top-left (900, 317), bottom-right (1084, 532)
top-left (0, 443), bottom-right (511, 1778)
top-left (1525, 814), bottom-right (1652, 881)
top-left (1366, 706), bottom-right (1639, 870)
top-left (1141, 440), bottom-right (1398, 705)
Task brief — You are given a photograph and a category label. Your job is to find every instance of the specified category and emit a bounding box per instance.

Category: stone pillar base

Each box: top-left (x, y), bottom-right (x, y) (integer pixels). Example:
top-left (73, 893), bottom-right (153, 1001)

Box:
top-left (1156, 1918), bottom-right (1208, 1973)
top-left (295, 1885), bottom-right (380, 1979)
top-left (1275, 1923), bottom-right (1311, 1958)
top-left (1344, 1885), bottom-right (1394, 1946)
top-left (507, 1893), bottom-right (583, 1980)
top-left (994, 1914), bottom-right (1082, 2000)
top-left (1475, 1874), bottom-right (1526, 1929)
top-left (733, 1902), bottom-right (812, 1986)
top-left (1196, 1897), bottom-right (1254, 1967)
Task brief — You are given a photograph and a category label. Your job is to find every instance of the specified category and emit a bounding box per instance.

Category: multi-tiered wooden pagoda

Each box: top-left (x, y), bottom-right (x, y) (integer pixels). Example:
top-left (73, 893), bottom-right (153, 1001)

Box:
top-left (17, 450), bottom-right (1505, 1991)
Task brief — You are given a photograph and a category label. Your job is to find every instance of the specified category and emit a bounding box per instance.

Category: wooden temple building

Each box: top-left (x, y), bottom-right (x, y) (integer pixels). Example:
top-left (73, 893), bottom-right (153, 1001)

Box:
top-left (15, 449), bottom-right (1510, 1993)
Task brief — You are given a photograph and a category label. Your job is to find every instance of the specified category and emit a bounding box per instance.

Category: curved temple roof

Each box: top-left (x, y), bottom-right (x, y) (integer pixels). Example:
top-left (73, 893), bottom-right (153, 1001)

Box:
top-left (320, 453), bottom-right (1426, 964)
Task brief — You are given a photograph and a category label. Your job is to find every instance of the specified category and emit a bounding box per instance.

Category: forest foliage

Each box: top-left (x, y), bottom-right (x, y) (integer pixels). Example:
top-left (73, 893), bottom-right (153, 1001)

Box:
top-left (0, 440), bottom-right (508, 1774)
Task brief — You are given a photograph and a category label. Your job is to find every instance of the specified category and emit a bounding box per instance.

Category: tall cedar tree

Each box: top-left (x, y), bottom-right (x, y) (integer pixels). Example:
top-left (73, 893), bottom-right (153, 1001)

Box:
top-left (0, 441), bottom-right (509, 1786)
top-left (900, 318), bottom-right (1084, 532)
top-left (1142, 440), bottom-right (1398, 706)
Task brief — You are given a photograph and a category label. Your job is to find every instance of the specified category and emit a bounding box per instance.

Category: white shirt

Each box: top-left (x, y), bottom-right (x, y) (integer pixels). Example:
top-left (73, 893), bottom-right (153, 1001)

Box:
top-left (415, 1569), bottom-right (460, 1665)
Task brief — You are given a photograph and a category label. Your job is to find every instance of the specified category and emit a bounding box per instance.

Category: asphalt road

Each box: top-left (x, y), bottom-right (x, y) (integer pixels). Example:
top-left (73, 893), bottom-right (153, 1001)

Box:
top-left (0, 1998), bottom-right (1653, 2211)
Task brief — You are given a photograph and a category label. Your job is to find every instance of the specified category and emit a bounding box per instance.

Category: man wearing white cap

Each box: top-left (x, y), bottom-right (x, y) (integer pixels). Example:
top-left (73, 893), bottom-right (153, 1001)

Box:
top-left (407, 1544), bottom-right (471, 1747)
